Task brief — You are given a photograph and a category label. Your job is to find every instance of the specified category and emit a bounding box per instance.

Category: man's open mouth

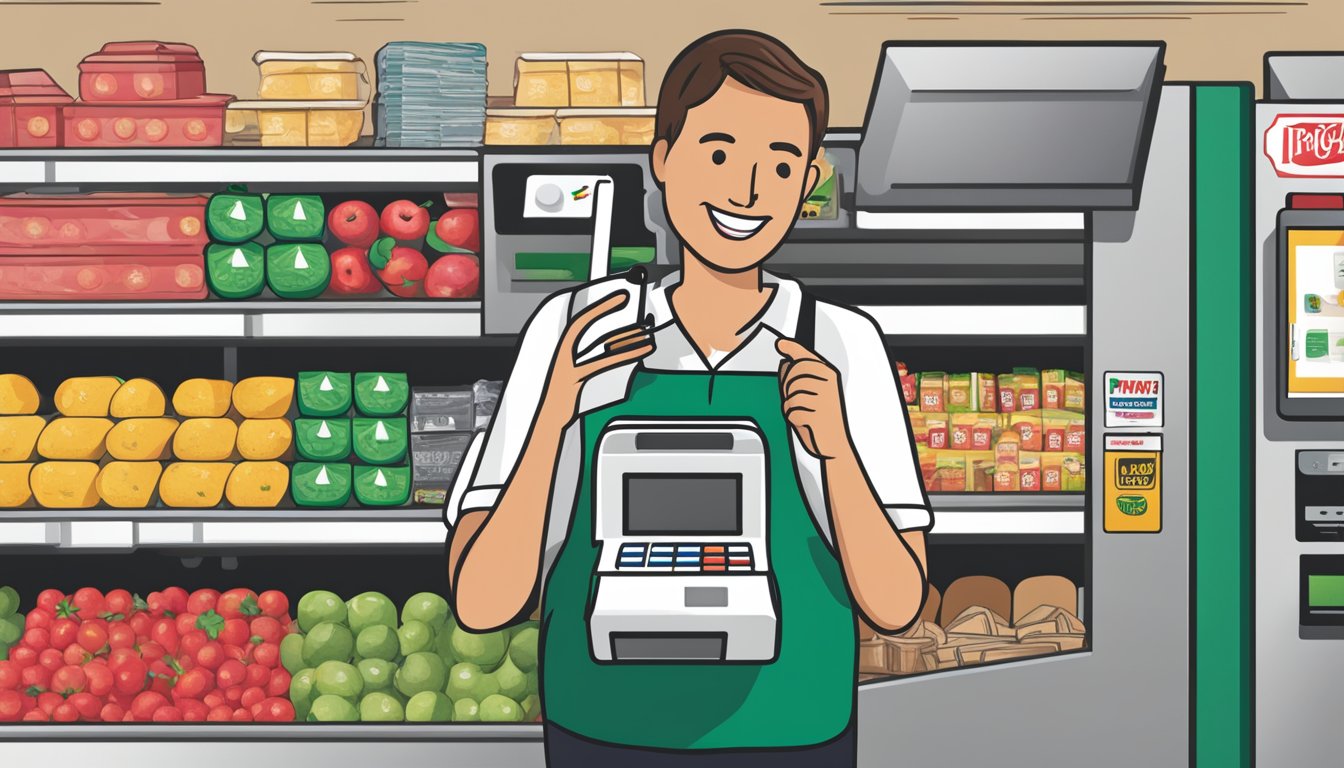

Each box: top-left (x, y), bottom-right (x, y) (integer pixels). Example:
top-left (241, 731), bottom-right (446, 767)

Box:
top-left (704, 204), bottom-right (771, 240)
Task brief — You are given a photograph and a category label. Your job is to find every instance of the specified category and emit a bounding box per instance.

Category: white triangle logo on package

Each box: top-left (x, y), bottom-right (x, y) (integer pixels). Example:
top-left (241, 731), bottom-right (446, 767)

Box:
top-left (374, 469), bottom-right (388, 488)
top-left (319, 375), bottom-right (333, 392)
top-left (315, 466), bottom-right (331, 486)
top-left (317, 421), bottom-right (332, 439)
top-left (293, 247), bottom-right (309, 270)
top-left (230, 248), bottom-right (249, 268)
top-left (374, 421), bottom-right (390, 441)
top-left (229, 200), bottom-right (247, 220)
top-left (373, 376), bottom-right (390, 393)
top-left (293, 201), bottom-right (307, 221)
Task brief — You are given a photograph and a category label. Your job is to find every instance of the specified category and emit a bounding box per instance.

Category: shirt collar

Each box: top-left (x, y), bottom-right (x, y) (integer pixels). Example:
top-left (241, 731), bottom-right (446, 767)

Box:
top-left (642, 270), bottom-right (803, 372)
top-left (646, 269), bottom-right (801, 339)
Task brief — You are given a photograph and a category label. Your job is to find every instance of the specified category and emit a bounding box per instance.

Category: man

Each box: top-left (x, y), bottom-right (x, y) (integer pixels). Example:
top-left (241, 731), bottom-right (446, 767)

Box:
top-left (449, 29), bottom-right (931, 766)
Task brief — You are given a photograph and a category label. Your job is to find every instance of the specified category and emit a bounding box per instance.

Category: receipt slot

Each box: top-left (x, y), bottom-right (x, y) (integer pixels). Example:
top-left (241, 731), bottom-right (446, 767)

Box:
top-left (587, 420), bottom-right (780, 663)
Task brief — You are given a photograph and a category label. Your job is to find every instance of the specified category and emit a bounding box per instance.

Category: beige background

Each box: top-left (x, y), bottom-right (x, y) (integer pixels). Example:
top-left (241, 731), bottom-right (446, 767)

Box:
top-left (0, 0), bottom-right (1337, 126)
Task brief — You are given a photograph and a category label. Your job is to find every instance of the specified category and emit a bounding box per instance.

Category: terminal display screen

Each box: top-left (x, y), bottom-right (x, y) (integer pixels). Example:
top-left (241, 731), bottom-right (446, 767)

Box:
top-left (1285, 229), bottom-right (1344, 399)
top-left (623, 473), bottom-right (742, 536)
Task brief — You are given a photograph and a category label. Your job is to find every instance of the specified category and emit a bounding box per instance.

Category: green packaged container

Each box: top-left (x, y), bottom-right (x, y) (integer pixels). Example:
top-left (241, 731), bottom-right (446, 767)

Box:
top-left (352, 418), bottom-right (408, 465)
top-left (295, 418), bottom-right (351, 462)
top-left (298, 372), bottom-right (353, 418)
top-left (353, 465), bottom-right (411, 508)
top-left (205, 242), bottom-right (266, 300)
top-left (266, 195), bottom-right (326, 242)
top-left (291, 462), bottom-right (353, 508)
top-left (354, 372), bottom-right (410, 416)
top-left (206, 188), bottom-right (265, 243)
top-left (266, 243), bottom-right (331, 299)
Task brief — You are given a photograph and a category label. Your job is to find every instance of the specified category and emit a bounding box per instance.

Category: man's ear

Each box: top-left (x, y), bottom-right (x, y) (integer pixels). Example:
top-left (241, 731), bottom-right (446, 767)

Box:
top-left (651, 138), bottom-right (670, 185)
top-left (804, 154), bottom-right (822, 200)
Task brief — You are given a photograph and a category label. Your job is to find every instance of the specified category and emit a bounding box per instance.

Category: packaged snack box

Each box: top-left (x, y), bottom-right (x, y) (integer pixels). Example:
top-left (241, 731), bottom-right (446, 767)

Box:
top-left (917, 446), bottom-right (936, 489)
top-left (926, 416), bottom-right (948, 450)
top-left (896, 362), bottom-right (917, 406)
top-left (298, 371), bottom-right (353, 418)
top-left (514, 53), bottom-right (644, 108)
top-left (254, 51), bottom-right (370, 102)
top-left (920, 372), bottom-right (946, 413)
top-left (0, 193), bottom-right (208, 256)
top-left (265, 243), bottom-right (330, 299)
top-left (968, 452), bottom-right (996, 492)
top-left (206, 188), bottom-right (265, 243)
top-left (266, 195), bottom-right (326, 242)
top-left (993, 461), bottom-right (1020, 493)
top-left (1061, 454), bottom-right (1086, 492)
top-left (1019, 453), bottom-right (1041, 492)
top-left (934, 453), bottom-right (967, 493)
top-left (354, 372), bottom-right (410, 417)
top-left (950, 413), bottom-right (978, 451)
top-left (557, 108), bottom-right (654, 145)
top-left (352, 417), bottom-right (408, 465)
top-left (0, 70), bottom-right (72, 149)
top-left (997, 373), bottom-right (1018, 413)
top-left (1064, 372), bottom-right (1086, 412)
top-left (946, 373), bottom-right (973, 413)
top-left (205, 242), bottom-right (265, 300)
top-left (78, 42), bottom-right (206, 102)
top-left (294, 418), bottom-right (351, 462)
top-left (1014, 368), bottom-right (1041, 411)
top-left (971, 415), bottom-right (997, 452)
top-left (1042, 369), bottom-right (1067, 410)
top-left (63, 94), bottom-right (230, 147)
top-left (1009, 412), bottom-right (1043, 452)
top-left (995, 431), bottom-right (1021, 466)
top-left (410, 387), bottom-right (474, 432)
top-left (1041, 454), bottom-right (1064, 492)
top-left (411, 431), bottom-right (473, 505)
top-left (485, 108), bottom-right (558, 146)
top-left (229, 100), bottom-right (365, 147)
top-left (291, 462), bottom-right (352, 507)
top-left (354, 464), bottom-right (411, 507)
top-left (0, 255), bottom-right (206, 300)
top-left (976, 372), bottom-right (997, 413)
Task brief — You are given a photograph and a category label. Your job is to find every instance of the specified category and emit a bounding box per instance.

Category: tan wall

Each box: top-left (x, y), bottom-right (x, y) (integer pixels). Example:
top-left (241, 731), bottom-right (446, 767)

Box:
top-left (0, 0), bottom-right (1336, 126)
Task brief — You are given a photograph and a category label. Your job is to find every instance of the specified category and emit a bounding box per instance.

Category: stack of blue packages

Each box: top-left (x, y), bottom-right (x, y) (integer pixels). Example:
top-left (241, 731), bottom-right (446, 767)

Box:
top-left (374, 42), bottom-right (487, 147)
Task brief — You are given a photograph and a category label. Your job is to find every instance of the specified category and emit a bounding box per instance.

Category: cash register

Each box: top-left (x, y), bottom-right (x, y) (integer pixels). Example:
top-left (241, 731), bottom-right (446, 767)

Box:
top-left (587, 419), bottom-right (779, 663)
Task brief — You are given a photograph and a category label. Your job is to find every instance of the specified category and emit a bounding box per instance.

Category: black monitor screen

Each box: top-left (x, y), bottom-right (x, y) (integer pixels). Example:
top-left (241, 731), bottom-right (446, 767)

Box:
top-left (623, 474), bottom-right (742, 536)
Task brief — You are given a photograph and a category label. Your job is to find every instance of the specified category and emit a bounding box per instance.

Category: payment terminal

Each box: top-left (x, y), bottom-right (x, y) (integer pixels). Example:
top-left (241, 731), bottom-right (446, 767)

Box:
top-left (587, 419), bottom-right (780, 663)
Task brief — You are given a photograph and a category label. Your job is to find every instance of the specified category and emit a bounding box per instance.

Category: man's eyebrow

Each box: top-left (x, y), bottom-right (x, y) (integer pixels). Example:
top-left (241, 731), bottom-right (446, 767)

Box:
top-left (770, 142), bottom-right (802, 157)
top-left (699, 132), bottom-right (735, 144)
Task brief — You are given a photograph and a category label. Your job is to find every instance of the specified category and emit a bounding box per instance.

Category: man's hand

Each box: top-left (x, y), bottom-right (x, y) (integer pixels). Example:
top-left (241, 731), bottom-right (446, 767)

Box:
top-left (777, 338), bottom-right (850, 460)
top-left (540, 292), bottom-right (654, 428)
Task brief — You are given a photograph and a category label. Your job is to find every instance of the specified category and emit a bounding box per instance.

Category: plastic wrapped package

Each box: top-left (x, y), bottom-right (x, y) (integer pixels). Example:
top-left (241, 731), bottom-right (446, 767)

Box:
top-left (0, 194), bottom-right (208, 256)
top-left (63, 94), bottom-right (231, 147)
top-left (0, 255), bottom-right (206, 300)
top-left (514, 53), bottom-right (645, 107)
top-left (77, 42), bottom-right (206, 102)
top-left (228, 100), bottom-right (364, 147)
top-left (0, 70), bottom-right (72, 148)
top-left (484, 109), bottom-right (558, 146)
top-left (254, 51), bottom-right (370, 102)
top-left (557, 108), bottom-right (655, 145)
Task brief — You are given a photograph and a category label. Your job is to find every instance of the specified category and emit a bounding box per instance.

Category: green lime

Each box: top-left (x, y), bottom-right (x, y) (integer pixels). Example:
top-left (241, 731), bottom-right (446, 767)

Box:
top-left (346, 592), bottom-right (398, 635)
top-left (290, 668), bottom-right (318, 720)
top-left (358, 658), bottom-right (398, 692)
top-left (507, 626), bottom-right (539, 673)
top-left (398, 620), bottom-right (435, 656)
top-left (356, 625), bottom-right (400, 661)
top-left (393, 651), bottom-right (447, 697)
top-left (0, 616), bottom-right (21, 645)
top-left (434, 625), bottom-right (456, 667)
top-left (493, 655), bottom-right (528, 701)
top-left (314, 660), bottom-right (364, 699)
top-left (280, 633), bottom-right (307, 674)
top-left (452, 697), bottom-right (480, 722)
top-left (479, 694), bottom-right (524, 723)
top-left (445, 662), bottom-right (499, 703)
top-left (521, 694), bottom-right (541, 722)
top-left (401, 592), bottom-right (450, 631)
top-left (308, 694), bottom-right (359, 722)
top-left (405, 691), bottom-right (453, 722)
top-left (0, 586), bottom-right (19, 618)
top-left (303, 622), bottom-right (354, 667)
top-left (451, 626), bottom-right (507, 669)
top-left (359, 692), bottom-right (405, 722)
top-left (297, 590), bottom-right (346, 632)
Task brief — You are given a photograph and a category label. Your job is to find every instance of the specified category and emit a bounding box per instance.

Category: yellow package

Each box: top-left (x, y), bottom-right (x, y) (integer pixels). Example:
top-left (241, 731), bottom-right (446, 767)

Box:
top-left (96, 461), bottom-right (163, 509)
top-left (55, 376), bottom-right (122, 417)
top-left (159, 462), bottom-right (233, 508)
top-left (568, 60), bottom-right (621, 107)
top-left (173, 418), bottom-right (239, 462)
top-left (106, 418), bottom-right (179, 461)
top-left (30, 462), bottom-right (100, 509)
top-left (619, 60), bottom-right (646, 106)
top-left (946, 374), bottom-right (973, 413)
top-left (236, 419), bottom-right (293, 461)
top-left (934, 453), bottom-right (967, 492)
top-left (1041, 369), bottom-right (1067, 411)
top-left (224, 461), bottom-right (289, 508)
top-left (0, 463), bottom-right (34, 508)
top-left (173, 379), bottom-right (234, 418)
top-left (515, 56), bottom-right (570, 107)
top-left (557, 108), bottom-right (655, 146)
top-left (36, 418), bottom-right (113, 461)
top-left (1064, 372), bottom-right (1086, 412)
top-left (110, 378), bottom-right (166, 418)
top-left (994, 461), bottom-right (1020, 492)
top-left (1042, 454), bottom-right (1065, 492)
top-left (485, 109), bottom-right (558, 146)
top-left (232, 377), bottom-right (294, 419)
top-left (967, 451), bottom-right (996, 492)
top-left (0, 415), bottom-right (45, 462)
top-left (950, 413), bottom-right (980, 451)
top-left (1009, 412), bottom-right (1043, 452)
top-left (0, 374), bottom-right (40, 415)
top-left (1019, 452), bottom-right (1042, 492)
top-left (254, 51), bottom-right (369, 102)
top-left (1061, 453), bottom-right (1087, 492)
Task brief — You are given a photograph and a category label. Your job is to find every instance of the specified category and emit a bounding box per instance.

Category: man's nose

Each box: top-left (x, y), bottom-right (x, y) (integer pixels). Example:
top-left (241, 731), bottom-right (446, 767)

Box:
top-left (727, 163), bottom-right (759, 209)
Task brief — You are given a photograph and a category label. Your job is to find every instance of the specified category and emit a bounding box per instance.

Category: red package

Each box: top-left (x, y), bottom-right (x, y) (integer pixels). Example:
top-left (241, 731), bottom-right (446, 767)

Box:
top-left (0, 194), bottom-right (207, 255)
top-left (1065, 423), bottom-right (1086, 451)
top-left (971, 423), bottom-right (993, 451)
top-left (0, 255), bottom-right (206, 300)
top-left (1020, 466), bottom-right (1041, 492)
top-left (63, 94), bottom-right (230, 147)
top-left (0, 70), bottom-right (72, 148)
top-left (927, 423), bottom-right (948, 450)
top-left (1044, 426), bottom-right (1065, 452)
top-left (896, 362), bottom-right (916, 405)
top-left (950, 422), bottom-right (971, 451)
top-left (78, 42), bottom-right (205, 102)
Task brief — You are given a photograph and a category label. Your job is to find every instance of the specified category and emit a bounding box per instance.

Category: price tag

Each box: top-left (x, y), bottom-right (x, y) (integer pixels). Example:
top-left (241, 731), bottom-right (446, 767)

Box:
top-left (1103, 434), bottom-right (1163, 533)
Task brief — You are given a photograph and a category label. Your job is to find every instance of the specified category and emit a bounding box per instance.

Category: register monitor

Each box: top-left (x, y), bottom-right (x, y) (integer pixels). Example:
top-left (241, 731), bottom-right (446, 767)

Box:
top-left (1276, 204), bottom-right (1344, 419)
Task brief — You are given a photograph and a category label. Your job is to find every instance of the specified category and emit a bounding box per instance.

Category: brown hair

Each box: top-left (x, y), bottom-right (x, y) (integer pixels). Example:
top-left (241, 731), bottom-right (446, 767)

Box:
top-left (655, 30), bottom-right (829, 157)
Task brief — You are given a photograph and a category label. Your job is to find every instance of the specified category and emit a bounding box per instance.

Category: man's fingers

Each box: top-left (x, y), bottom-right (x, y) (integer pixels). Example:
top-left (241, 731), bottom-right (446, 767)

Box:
top-left (606, 330), bottom-right (652, 353)
top-left (563, 291), bottom-right (630, 347)
top-left (781, 361), bottom-right (833, 390)
top-left (783, 372), bottom-right (828, 399)
top-left (602, 325), bottom-right (648, 351)
top-left (783, 391), bottom-right (820, 413)
top-left (776, 337), bottom-right (819, 362)
top-left (576, 339), bottom-right (654, 381)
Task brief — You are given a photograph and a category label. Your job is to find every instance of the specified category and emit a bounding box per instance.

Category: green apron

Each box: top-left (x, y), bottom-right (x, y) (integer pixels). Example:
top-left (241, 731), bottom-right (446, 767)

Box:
top-left (540, 368), bottom-right (858, 749)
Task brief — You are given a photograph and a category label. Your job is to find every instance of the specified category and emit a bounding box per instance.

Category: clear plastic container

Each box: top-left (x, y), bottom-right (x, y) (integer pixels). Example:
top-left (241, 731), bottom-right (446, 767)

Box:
top-left (78, 41), bottom-right (206, 102)
top-left (485, 108), bottom-right (558, 145)
top-left (557, 108), bottom-right (655, 145)
top-left (253, 51), bottom-right (370, 102)
top-left (514, 53), bottom-right (645, 108)
top-left (227, 100), bottom-right (364, 147)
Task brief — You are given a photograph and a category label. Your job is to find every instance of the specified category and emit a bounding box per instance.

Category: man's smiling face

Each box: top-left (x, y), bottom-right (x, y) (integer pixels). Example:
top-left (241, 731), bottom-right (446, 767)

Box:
top-left (653, 77), bottom-right (819, 273)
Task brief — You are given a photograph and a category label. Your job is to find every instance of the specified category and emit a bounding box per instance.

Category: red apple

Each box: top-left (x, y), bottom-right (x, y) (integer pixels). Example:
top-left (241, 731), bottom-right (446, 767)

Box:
top-left (380, 200), bottom-right (431, 241)
top-left (330, 247), bottom-right (380, 295)
top-left (369, 238), bottom-right (428, 298)
top-left (433, 209), bottom-right (480, 253)
top-left (328, 201), bottom-right (379, 248)
top-left (425, 254), bottom-right (480, 299)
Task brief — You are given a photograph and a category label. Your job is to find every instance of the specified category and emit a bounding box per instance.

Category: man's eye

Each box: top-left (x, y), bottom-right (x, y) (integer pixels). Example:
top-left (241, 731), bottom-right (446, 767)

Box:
top-left (776, 162), bottom-right (791, 179)
top-left (712, 149), bottom-right (726, 165)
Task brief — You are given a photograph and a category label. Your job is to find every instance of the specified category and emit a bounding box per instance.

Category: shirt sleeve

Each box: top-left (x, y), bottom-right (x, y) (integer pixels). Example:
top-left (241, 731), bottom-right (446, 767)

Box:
top-left (453, 291), bottom-right (571, 522)
top-left (817, 304), bottom-right (933, 532)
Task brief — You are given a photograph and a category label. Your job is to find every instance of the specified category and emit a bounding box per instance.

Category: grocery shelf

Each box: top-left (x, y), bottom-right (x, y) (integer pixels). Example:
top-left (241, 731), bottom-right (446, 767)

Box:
top-left (0, 722), bottom-right (543, 741)
top-left (0, 148), bottom-right (480, 186)
top-left (860, 305), bottom-right (1086, 338)
top-left (0, 300), bottom-right (482, 341)
top-left (927, 493), bottom-right (1086, 537)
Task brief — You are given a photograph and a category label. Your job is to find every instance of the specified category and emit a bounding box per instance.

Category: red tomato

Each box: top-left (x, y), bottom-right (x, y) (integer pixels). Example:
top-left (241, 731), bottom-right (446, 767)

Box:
top-left (107, 622), bottom-right (134, 650)
top-left (0, 661), bottom-right (18, 690)
top-left (224, 644), bottom-right (248, 663)
top-left (244, 663), bottom-right (269, 689)
top-left (62, 643), bottom-right (88, 667)
top-left (161, 587), bottom-right (188, 615)
top-left (137, 641), bottom-right (166, 661)
top-left (127, 612), bottom-right (151, 637)
top-left (174, 667), bottom-right (213, 699)
top-left (176, 612), bottom-right (201, 638)
top-left (36, 691), bottom-right (62, 715)
top-left (37, 648), bottom-right (62, 672)
top-left (22, 710), bottom-right (48, 722)
top-left (255, 696), bottom-right (296, 723)
top-left (36, 589), bottom-right (64, 614)
top-left (104, 589), bottom-right (133, 618)
top-left (256, 591), bottom-right (288, 618)
top-left (52, 702), bottom-right (79, 722)
top-left (207, 704), bottom-right (233, 722)
top-left (99, 703), bottom-right (125, 723)
top-left (112, 656), bottom-right (147, 695)
top-left (248, 617), bottom-right (283, 645)
top-left (265, 668), bottom-right (290, 698)
top-left (77, 621), bottom-right (108, 653)
top-left (71, 588), bottom-right (105, 617)
top-left (217, 589), bottom-right (257, 620)
top-left (187, 589), bottom-right (219, 615)
top-left (24, 608), bottom-right (52, 631)
top-left (180, 698), bottom-right (208, 722)
top-left (152, 705), bottom-right (183, 722)
top-left (223, 685), bottom-right (243, 705)
top-left (146, 591), bottom-right (169, 616)
top-left (150, 619), bottom-right (179, 654)
top-left (231, 707), bottom-right (252, 722)
top-left (121, 712), bottom-right (135, 722)
top-left (22, 628), bottom-right (50, 651)
top-left (130, 690), bottom-right (168, 720)
top-left (67, 691), bottom-right (101, 720)
top-left (196, 641), bottom-right (224, 670)
top-left (107, 689), bottom-right (134, 711)
top-left (51, 665), bottom-right (86, 695)
top-left (8, 646), bottom-right (37, 670)
top-left (215, 660), bottom-right (246, 689)
top-left (178, 655), bottom-right (197, 674)
top-left (240, 685), bottom-right (266, 710)
top-left (147, 660), bottom-right (176, 696)
top-left (49, 619), bottom-right (78, 651)
top-left (179, 628), bottom-right (208, 660)
top-left (252, 642), bottom-right (279, 669)
top-left (202, 690), bottom-right (225, 709)
top-left (19, 663), bottom-right (50, 691)
top-left (107, 647), bottom-right (137, 669)
top-left (218, 618), bottom-right (249, 648)
top-left (0, 690), bottom-right (21, 722)
top-left (83, 661), bottom-right (113, 697)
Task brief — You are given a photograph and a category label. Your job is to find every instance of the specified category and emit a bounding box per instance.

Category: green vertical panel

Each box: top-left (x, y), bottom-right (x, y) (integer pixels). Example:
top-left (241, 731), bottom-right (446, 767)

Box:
top-left (1193, 83), bottom-right (1253, 768)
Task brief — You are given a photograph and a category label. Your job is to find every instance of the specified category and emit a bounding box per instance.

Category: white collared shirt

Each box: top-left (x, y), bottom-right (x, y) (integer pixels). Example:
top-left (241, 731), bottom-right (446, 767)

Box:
top-left (453, 271), bottom-right (933, 576)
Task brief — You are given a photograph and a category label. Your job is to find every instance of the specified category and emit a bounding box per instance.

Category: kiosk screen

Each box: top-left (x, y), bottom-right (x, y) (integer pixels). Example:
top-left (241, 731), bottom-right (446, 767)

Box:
top-left (623, 473), bottom-right (742, 535)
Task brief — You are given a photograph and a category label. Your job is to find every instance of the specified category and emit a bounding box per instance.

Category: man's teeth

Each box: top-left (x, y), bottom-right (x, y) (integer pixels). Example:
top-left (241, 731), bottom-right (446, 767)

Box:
top-left (709, 208), bottom-right (767, 238)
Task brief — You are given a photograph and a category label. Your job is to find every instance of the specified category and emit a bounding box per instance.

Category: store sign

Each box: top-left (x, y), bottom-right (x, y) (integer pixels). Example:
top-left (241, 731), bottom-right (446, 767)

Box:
top-left (1103, 433), bottom-right (1163, 534)
top-left (1103, 371), bottom-right (1164, 428)
top-left (1265, 114), bottom-right (1344, 178)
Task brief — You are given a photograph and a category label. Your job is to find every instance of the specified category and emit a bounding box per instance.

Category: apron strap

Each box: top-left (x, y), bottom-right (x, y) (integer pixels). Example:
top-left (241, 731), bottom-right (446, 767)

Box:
top-left (795, 289), bottom-right (817, 351)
